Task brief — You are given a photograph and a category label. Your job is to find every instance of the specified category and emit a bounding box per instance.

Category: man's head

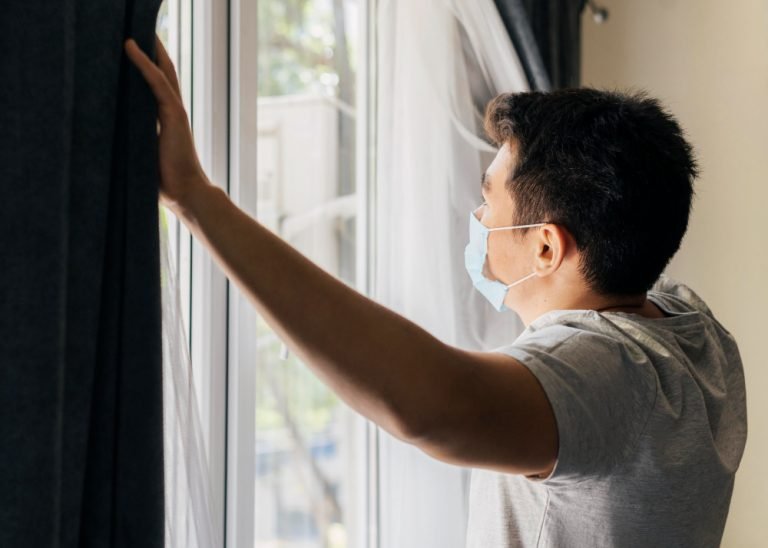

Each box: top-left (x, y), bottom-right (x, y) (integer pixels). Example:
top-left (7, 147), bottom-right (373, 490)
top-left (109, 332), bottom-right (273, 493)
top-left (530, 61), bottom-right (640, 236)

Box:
top-left (478, 88), bottom-right (698, 315)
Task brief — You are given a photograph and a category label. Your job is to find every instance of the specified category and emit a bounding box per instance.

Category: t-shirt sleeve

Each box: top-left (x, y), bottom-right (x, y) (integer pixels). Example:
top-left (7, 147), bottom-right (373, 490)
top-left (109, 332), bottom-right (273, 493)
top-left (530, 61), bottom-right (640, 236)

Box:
top-left (497, 323), bottom-right (657, 487)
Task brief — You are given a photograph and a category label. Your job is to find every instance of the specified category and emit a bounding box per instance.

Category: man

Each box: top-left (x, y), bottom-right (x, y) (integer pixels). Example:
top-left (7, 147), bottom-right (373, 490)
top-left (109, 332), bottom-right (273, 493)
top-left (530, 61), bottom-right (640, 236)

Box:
top-left (125, 36), bottom-right (747, 547)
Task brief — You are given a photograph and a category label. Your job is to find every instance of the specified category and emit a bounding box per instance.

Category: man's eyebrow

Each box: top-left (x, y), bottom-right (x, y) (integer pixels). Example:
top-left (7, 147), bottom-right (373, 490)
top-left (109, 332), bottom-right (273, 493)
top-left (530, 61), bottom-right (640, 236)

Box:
top-left (481, 171), bottom-right (490, 191)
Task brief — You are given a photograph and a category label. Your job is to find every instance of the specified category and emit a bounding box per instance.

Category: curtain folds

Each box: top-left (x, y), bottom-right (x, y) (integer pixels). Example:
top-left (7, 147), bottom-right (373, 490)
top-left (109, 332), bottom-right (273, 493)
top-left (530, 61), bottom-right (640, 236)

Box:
top-left (0, 1), bottom-right (164, 546)
top-left (374, 0), bottom-right (529, 546)
top-left (494, 0), bottom-right (587, 89)
top-left (159, 214), bottom-right (220, 548)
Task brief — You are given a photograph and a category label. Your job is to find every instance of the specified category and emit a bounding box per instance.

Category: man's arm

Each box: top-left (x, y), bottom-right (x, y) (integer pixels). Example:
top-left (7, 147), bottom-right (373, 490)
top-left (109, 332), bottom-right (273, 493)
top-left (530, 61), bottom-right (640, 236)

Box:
top-left (178, 183), bottom-right (558, 477)
top-left (125, 36), bottom-right (558, 478)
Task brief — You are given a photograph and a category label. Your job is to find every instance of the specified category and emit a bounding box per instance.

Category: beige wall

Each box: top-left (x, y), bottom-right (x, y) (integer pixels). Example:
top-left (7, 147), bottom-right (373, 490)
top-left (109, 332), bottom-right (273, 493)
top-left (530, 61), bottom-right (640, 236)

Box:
top-left (581, 1), bottom-right (768, 545)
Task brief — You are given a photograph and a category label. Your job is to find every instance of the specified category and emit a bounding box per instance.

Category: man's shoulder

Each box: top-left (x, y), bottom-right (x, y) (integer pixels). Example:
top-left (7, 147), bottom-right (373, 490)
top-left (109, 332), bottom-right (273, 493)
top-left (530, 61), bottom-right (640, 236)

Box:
top-left (506, 274), bottom-right (725, 355)
top-left (649, 274), bottom-right (715, 318)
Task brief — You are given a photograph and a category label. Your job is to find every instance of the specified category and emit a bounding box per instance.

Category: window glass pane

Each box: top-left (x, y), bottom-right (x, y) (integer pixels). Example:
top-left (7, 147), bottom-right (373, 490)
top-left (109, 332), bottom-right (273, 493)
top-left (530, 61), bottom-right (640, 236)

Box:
top-left (253, 1), bottom-right (360, 547)
top-left (157, 1), bottom-right (170, 43)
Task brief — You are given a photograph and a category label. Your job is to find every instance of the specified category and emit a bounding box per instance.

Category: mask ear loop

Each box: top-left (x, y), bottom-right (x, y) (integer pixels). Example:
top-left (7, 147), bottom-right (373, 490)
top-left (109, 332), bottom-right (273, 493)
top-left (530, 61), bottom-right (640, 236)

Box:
top-left (504, 271), bottom-right (537, 289)
top-left (488, 223), bottom-right (546, 290)
top-left (486, 222), bottom-right (547, 232)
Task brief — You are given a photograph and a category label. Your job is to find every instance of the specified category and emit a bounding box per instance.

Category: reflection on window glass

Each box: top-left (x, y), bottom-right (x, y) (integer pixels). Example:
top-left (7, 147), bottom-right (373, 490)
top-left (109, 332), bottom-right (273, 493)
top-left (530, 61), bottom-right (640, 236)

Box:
top-left (157, 1), bottom-right (170, 45)
top-left (156, 3), bottom-right (176, 270)
top-left (254, 1), bottom-right (359, 547)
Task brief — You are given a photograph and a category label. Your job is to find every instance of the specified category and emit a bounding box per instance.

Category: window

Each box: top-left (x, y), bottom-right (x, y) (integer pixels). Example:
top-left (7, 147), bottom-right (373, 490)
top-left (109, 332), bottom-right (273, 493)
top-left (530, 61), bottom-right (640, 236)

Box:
top-left (247, 2), bottom-right (371, 546)
top-left (160, 0), bottom-right (377, 546)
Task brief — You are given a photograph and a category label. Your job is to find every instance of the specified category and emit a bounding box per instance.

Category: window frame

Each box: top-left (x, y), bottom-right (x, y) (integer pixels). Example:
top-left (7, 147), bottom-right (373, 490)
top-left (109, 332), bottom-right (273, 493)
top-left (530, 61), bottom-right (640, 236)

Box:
top-left (177, 0), bottom-right (381, 546)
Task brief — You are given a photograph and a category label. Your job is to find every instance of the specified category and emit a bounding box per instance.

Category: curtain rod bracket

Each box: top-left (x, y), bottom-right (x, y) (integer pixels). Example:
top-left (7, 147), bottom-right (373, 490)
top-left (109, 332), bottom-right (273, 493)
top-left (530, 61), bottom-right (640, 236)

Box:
top-left (586, 0), bottom-right (609, 24)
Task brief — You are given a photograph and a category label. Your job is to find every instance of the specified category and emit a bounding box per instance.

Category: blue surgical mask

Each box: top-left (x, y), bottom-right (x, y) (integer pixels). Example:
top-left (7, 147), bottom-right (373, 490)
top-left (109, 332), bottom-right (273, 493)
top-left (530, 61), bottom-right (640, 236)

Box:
top-left (464, 207), bottom-right (546, 312)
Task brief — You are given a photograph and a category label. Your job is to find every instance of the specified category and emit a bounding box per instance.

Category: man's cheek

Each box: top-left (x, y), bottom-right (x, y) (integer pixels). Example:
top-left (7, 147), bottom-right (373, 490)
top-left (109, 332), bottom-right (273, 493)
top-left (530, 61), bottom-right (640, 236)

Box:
top-left (483, 252), bottom-right (502, 282)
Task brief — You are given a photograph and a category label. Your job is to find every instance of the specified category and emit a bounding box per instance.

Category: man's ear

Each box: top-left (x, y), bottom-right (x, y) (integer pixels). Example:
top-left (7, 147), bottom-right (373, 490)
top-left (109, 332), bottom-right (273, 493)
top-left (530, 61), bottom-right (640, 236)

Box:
top-left (532, 224), bottom-right (569, 275)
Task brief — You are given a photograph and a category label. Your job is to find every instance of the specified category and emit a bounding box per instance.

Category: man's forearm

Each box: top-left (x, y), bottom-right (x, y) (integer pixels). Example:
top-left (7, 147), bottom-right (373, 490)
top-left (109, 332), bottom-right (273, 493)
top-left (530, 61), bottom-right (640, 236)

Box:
top-left (174, 181), bottom-right (463, 441)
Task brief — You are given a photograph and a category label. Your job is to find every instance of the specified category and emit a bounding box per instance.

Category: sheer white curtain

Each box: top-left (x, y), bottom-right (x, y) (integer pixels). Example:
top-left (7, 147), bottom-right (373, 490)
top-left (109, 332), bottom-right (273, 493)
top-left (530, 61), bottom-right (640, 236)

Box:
top-left (159, 217), bottom-right (221, 548)
top-left (375, 1), bottom-right (529, 546)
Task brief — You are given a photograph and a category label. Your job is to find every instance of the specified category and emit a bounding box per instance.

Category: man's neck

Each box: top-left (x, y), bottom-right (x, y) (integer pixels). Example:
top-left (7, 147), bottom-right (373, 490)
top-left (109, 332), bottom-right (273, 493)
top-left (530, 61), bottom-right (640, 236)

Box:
top-left (518, 291), bottom-right (667, 326)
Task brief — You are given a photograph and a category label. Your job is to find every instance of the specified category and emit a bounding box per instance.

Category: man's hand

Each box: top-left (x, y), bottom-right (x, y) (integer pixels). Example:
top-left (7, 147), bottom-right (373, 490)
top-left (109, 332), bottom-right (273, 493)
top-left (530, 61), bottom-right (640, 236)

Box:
top-left (124, 36), bottom-right (210, 214)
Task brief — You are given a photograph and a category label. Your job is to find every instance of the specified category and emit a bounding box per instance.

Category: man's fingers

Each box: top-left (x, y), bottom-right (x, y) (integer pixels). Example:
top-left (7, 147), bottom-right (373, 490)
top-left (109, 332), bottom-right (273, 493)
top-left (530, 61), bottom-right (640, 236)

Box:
top-left (154, 35), bottom-right (183, 99)
top-left (124, 39), bottom-right (177, 109)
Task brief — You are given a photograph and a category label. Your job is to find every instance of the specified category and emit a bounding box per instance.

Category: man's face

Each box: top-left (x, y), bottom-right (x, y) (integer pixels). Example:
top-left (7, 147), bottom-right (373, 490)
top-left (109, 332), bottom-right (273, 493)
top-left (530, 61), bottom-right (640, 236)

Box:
top-left (477, 141), bottom-right (537, 299)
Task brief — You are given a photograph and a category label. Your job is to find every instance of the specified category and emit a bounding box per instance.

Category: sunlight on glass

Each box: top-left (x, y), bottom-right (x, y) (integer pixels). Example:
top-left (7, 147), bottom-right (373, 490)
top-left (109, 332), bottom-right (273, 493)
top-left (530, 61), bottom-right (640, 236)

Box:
top-left (156, 2), bottom-right (170, 45)
top-left (254, 0), bottom-right (359, 546)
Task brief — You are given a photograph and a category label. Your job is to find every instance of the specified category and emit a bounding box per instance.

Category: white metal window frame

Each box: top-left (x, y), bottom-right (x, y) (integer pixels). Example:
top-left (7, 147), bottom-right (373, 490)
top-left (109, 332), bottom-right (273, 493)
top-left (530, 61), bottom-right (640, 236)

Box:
top-left (226, 0), bottom-right (256, 545)
top-left (359, 2), bottom-right (380, 547)
top-left (164, 0), bottom-right (231, 545)
top-left (174, 0), bottom-right (381, 546)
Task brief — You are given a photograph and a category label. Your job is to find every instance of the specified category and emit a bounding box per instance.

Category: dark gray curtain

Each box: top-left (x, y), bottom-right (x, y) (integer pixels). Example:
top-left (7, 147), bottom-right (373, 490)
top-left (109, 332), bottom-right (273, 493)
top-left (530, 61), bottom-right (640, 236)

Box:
top-left (0, 1), bottom-right (164, 546)
top-left (494, 0), bottom-right (588, 90)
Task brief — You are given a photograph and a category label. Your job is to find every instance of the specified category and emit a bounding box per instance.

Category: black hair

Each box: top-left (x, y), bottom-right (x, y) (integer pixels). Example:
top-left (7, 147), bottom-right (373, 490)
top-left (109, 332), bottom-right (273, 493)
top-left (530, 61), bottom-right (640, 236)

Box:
top-left (484, 88), bottom-right (698, 296)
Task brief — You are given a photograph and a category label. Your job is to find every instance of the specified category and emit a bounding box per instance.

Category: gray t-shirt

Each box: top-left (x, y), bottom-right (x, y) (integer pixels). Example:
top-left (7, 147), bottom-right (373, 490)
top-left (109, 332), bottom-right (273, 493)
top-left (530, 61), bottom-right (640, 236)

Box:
top-left (465, 276), bottom-right (747, 548)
